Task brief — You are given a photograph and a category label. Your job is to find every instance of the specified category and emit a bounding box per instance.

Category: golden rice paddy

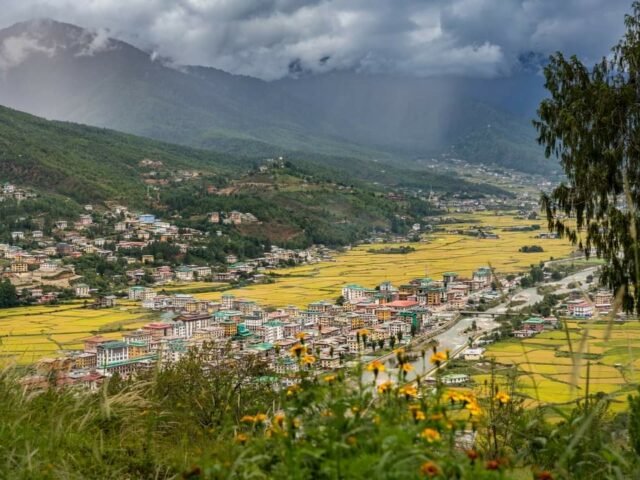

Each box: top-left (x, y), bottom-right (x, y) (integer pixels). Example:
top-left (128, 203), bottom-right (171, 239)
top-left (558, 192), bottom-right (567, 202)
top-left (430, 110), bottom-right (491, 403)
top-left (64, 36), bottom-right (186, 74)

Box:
top-left (480, 322), bottom-right (640, 409)
top-left (196, 211), bottom-right (574, 307)
top-left (0, 301), bottom-right (157, 364)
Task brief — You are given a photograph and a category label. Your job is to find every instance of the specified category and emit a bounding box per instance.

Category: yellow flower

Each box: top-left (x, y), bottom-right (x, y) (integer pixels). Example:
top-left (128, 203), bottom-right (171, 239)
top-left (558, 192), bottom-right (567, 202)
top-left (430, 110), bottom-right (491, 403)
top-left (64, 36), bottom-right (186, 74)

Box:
top-left (420, 461), bottom-right (440, 477)
top-left (359, 328), bottom-right (370, 336)
top-left (402, 362), bottom-right (413, 373)
top-left (286, 384), bottom-right (302, 396)
top-left (443, 391), bottom-right (461, 403)
top-left (273, 413), bottom-right (286, 428)
top-left (430, 412), bottom-right (444, 421)
top-left (296, 332), bottom-right (306, 340)
top-left (321, 409), bottom-right (334, 417)
top-left (430, 351), bottom-right (447, 365)
top-left (346, 435), bottom-right (358, 446)
top-left (411, 409), bottom-right (426, 421)
top-left (495, 391), bottom-right (510, 405)
top-left (240, 415), bottom-right (255, 424)
top-left (254, 413), bottom-right (268, 423)
top-left (398, 385), bottom-right (418, 398)
top-left (466, 402), bottom-right (482, 417)
top-left (290, 344), bottom-right (305, 358)
top-left (420, 428), bottom-right (442, 443)
top-left (367, 360), bottom-right (385, 375)
top-left (302, 354), bottom-right (316, 365)
top-left (324, 374), bottom-right (337, 383)
top-left (377, 380), bottom-right (393, 394)
top-left (234, 433), bottom-right (248, 445)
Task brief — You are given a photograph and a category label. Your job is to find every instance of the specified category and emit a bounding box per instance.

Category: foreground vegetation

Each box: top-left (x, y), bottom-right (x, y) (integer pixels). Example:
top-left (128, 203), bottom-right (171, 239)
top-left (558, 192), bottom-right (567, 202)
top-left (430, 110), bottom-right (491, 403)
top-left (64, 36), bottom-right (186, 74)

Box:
top-left (2, 346), bottom-right (640, 479)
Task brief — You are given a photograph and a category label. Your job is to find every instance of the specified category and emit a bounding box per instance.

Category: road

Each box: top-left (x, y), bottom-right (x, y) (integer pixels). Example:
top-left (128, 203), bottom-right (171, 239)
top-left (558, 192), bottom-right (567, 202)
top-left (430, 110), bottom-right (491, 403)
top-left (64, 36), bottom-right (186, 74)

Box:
top-left (362, 266), bottom-right (599, 385)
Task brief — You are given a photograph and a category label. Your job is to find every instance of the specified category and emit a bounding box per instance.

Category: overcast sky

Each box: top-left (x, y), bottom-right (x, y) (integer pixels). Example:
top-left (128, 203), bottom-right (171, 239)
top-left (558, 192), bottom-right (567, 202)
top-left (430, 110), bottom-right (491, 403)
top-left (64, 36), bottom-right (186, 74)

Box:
top-left (0, 0), bottom-right (633, 80)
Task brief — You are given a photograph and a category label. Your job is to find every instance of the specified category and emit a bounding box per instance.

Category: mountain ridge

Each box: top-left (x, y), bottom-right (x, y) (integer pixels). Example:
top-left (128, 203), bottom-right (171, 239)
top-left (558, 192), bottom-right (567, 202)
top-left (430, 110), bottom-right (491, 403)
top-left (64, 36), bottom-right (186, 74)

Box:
top-left (0, 19), bottom-right (553, 173)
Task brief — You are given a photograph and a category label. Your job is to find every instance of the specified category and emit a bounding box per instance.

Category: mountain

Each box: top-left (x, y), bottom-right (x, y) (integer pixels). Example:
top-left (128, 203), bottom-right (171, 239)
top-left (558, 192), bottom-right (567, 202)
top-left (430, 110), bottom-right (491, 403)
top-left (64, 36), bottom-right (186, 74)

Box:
top-left (0, 105), bottom-right (511, 247)
top-left (0, 19), bottom-right (553, 173)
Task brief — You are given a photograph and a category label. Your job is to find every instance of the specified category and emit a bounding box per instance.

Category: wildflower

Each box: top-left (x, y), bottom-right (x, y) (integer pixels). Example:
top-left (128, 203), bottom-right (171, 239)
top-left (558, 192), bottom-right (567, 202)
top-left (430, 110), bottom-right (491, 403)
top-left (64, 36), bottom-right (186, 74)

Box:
top-left (359, 328), bottom-right (370, 336)
top-left (443, 391), bottom-right (461, 404)
top-left (495, 391), bottom-right (510, 405)
top-left (302, 354), bottom-right (316, 365)
top-left (273, 413), bottom-right (286, 428)
top-left (377, 380), bottom-right (393, 394)
top-left (254, 413), bottom-right (268, 424)
top-left (410, 408), bottom-right (426, 421)
top-left (367, 360), bottom-right (385, 377)
top-left (536, 472), bottom-right (553, 480)
top-left (351, 405), bottom-right (361, 414)
top-left (466, 402), bottom-right (482, 417)
top-left (402, 362), bottom-right (414, 373)
top-left (466, 450), bottom-right (479, 463)
top-left (292, 418), bottom-right (301, 429)
top-left (321, 409), bottom-right (334, 417)
top-left (420, 428), bottom-right (441, 443)
top-left (346, 435), bottom-right (357, 446)
top-left (420, 461), bottom-right (440, 477)
top-left (296, 332), bottom-right (306, 340)
top-left (430, 412), bottom-right (444, 421)
top-left (286, 384), bottom-right (302, 396)
top-left (485, 460), bottom-right (500, 470)
top-left (324, 374), bottom-right (337, 383)
top-left (398, 385), bottom-right (418, 398)
top-left (290, 344), bottom-right (305, 358)
top-left (234, 433), bottom-right (248, 445)
top-left (240, 415), bottom-right (255, 424)
top-left (430, 351), bottom-right (447, 365)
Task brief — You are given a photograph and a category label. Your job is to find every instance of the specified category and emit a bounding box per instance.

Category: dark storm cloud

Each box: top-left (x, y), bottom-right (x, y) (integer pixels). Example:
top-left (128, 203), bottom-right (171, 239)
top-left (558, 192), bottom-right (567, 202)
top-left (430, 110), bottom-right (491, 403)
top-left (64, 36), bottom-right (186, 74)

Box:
top-left (0, 0), bottom-right (633, 79)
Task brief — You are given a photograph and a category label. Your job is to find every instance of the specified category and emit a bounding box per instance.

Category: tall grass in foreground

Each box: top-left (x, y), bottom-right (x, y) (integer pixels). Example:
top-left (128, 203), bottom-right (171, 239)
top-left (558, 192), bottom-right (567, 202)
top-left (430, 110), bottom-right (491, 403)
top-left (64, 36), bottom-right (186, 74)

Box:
top-left (2, 345), bottom-right (640, 479)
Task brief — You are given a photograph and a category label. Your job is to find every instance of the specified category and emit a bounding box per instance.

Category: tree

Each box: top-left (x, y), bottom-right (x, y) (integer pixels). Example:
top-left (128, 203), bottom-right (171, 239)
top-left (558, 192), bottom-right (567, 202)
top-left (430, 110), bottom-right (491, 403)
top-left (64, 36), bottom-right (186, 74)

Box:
top-left (0, 280), bottom-right (19, 308)
top-left (535, 3), bottom-right (640, 313)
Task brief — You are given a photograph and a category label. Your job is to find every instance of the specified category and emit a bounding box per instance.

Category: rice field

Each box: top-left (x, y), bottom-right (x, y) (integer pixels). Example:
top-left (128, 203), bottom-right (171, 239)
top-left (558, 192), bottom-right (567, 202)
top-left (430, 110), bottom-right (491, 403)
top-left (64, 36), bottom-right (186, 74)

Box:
top-left (480, 322), bottom-right (640, 409)
top-left (195, 211), bottom-right (574, 307)
top-left (0, 301), bottom-right (157, 364)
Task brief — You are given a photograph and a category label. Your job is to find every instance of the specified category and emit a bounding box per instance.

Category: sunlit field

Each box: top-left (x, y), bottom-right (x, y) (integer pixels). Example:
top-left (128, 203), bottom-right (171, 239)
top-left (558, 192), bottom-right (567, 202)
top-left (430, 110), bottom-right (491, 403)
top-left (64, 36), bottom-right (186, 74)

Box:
top-left (0, 301), bottom-right (157, 364)
top-left (196, 211), bottom-right (574, 307)
top-left (479, 322), bottom-right (640, 410)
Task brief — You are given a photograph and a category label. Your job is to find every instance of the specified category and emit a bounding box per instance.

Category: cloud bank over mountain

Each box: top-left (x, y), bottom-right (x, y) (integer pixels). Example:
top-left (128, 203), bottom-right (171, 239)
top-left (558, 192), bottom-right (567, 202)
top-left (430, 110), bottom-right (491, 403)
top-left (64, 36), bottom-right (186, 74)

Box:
top-left (0, 0), bottom-right (631, 80)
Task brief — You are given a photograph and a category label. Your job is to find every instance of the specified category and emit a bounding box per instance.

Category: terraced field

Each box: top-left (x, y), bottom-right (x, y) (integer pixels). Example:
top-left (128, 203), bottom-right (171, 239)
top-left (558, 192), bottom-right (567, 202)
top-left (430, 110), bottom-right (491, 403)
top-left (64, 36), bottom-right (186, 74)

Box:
top-left (0, 301), bottom-right (158, 364)
top-left (479, 322), bottom-right (640, 410)
top-left (195, 211), bottom-right (574, 307)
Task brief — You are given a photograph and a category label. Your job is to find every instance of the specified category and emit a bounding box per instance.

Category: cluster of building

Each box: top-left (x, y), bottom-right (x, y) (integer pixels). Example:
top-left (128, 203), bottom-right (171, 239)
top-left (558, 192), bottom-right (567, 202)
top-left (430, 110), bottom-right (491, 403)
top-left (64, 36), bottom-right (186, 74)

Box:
top-left (566, 290), bottom-right (614, 318)
top-left (1, 203), bottom-right (330, 302)
top-left (0, 182), bottom-right (36, 202)
top-left (23, 265), bottom-right (505, 390)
